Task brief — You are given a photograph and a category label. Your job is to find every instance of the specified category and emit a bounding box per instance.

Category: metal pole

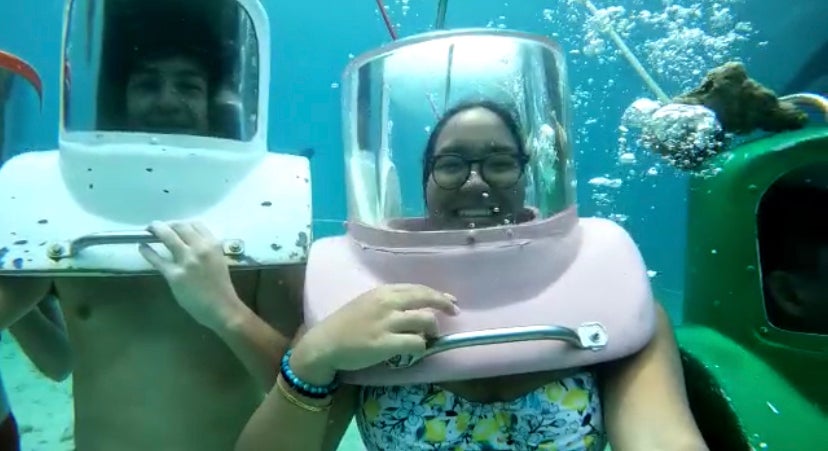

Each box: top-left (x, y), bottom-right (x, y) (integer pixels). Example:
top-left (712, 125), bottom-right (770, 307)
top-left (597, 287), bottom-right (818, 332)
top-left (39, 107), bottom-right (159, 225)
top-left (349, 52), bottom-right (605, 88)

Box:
top-left (434, 0), bottom-right (449, 29)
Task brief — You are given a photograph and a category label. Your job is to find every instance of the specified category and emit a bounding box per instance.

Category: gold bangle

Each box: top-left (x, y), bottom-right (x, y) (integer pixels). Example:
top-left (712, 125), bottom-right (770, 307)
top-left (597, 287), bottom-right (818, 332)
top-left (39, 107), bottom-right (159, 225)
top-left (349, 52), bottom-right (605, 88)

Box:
top-left (275, 376), bottom-right (332, 413)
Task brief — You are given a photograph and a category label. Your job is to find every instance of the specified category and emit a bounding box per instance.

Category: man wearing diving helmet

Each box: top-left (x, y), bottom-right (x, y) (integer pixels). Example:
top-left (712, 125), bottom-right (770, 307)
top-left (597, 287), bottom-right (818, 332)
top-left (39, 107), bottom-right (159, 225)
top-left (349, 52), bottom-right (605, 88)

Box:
top-left (0, 1), bottom-right (304, 450)
top-left (122, 44), bottom-right (213, 136)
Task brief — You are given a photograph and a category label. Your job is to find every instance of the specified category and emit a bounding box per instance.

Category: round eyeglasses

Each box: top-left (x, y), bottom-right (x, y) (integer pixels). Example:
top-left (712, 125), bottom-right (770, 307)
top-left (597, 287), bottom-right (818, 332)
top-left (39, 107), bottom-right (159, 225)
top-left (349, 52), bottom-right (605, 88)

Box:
top-left (429, 153), bottom-right (527, 190)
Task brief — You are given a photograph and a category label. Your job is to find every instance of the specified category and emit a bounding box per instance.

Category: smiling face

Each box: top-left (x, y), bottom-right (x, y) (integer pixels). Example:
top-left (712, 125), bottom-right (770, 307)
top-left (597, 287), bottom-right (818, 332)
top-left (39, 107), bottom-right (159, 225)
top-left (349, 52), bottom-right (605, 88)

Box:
top-left (125, 54), bottom-right (210, 135)
top-left (424, 106), bottom-right (527, 229)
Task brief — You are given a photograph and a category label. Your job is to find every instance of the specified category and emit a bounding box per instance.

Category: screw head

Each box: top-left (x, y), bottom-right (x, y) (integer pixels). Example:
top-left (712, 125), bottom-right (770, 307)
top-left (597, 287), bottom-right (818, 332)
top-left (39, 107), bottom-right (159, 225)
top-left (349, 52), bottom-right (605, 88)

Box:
top-left (225, 240), bottom-right (244, 255)
top-left (47, 243), bottom-right (64, 258)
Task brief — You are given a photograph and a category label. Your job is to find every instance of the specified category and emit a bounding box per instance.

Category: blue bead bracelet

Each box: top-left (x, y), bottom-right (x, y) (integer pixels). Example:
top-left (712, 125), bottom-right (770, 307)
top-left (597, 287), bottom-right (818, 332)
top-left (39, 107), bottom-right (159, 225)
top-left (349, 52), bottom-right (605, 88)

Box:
top-left (280, 349), bottom-right (340, 399)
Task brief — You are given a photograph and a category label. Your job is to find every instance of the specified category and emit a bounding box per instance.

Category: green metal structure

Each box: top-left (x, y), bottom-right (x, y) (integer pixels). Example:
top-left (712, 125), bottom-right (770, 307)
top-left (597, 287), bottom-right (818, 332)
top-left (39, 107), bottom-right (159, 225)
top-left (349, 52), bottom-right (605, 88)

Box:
top-left (677, 127), bottom-right (828, 450)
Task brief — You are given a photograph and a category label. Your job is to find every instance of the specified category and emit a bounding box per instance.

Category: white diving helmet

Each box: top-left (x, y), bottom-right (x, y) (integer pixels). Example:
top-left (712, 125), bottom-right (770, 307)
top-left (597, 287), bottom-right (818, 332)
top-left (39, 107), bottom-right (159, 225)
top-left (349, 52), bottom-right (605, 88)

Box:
top-left (0, 0), bottom-right (311, 275)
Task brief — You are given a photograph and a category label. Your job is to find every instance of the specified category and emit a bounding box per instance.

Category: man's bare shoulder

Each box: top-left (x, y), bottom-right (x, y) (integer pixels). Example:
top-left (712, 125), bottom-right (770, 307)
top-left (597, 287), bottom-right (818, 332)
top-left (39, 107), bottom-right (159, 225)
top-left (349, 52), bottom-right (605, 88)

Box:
top-left (0, 276), bottom-right (54, 327)
top-left (260, 264), bottom-right (305, 281)
top-left (255, 265), bottom-right (306, 297)
top-left (252, 265), bottom-right (306, 336)
top-left (0, 275), bottom-right (53, 292)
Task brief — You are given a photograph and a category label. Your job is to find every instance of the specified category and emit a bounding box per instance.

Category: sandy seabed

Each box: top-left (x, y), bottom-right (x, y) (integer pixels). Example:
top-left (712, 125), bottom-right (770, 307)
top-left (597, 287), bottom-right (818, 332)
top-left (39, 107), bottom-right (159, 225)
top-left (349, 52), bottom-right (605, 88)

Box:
top-left (1, 336), bottom-right (74, 451)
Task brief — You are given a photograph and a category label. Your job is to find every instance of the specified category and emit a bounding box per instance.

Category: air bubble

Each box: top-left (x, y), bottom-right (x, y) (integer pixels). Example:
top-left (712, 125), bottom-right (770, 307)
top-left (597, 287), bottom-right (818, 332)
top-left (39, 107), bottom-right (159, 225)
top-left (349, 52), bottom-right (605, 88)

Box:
top-left (618, 152), bottom-right (636, 164)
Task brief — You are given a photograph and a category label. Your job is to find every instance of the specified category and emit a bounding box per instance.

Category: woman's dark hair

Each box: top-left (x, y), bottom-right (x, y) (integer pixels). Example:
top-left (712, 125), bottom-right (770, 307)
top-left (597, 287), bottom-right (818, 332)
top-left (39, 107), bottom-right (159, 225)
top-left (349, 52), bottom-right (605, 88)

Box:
top-left (421, 100), bottom-right (527, 190)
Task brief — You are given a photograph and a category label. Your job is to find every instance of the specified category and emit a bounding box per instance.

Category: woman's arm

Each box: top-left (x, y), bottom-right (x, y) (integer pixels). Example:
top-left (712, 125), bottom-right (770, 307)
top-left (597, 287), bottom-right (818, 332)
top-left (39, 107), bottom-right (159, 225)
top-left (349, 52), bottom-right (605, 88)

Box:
top-left (236, 284), bottom-right (457, 451)
top-left (235, 326), bottom-right (359, 451)
top-left (9, 295), bottom-right (73, 381)
top-left (601, 302), bottom-right (708, 451)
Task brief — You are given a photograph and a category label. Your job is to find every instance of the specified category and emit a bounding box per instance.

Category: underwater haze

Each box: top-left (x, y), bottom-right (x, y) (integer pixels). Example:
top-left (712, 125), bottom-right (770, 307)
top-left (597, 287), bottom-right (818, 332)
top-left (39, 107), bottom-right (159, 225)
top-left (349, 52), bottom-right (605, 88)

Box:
top-left (0, 0), bottom-right (825, 449)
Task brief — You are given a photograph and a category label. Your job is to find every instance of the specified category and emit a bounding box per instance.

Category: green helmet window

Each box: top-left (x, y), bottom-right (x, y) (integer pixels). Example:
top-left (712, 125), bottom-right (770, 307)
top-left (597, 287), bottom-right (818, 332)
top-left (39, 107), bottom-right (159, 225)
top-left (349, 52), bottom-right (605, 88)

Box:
top-left (757, 176), bottom-right (828, 335)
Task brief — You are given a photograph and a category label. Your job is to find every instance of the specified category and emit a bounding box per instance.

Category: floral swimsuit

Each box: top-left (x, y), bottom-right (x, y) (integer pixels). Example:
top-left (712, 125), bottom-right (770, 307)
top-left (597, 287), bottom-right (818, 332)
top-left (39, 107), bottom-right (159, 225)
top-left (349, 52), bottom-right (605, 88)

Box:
top-left (355, 371), bottom-right (606, 450)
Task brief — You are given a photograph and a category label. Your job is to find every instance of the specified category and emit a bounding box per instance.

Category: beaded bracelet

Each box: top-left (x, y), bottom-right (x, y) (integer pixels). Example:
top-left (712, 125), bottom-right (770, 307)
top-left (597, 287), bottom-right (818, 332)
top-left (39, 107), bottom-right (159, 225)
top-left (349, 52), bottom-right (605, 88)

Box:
top-left (280, 348), bottom-right (340, 399)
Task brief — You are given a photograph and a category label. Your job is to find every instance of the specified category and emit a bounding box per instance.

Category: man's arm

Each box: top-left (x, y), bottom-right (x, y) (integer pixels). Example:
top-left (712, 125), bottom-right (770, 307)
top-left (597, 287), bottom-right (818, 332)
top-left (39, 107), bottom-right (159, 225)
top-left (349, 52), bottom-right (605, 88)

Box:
top-left (10, 294), bottom-right (73, 381)
top-left (601, 302), bottom-right (708, 451)
top-left (0, 277), bottom-right (53, 329)
top-left (210, 265), bottom-right (304, 392)
top-left (140, 221), bottom-right (304, 393)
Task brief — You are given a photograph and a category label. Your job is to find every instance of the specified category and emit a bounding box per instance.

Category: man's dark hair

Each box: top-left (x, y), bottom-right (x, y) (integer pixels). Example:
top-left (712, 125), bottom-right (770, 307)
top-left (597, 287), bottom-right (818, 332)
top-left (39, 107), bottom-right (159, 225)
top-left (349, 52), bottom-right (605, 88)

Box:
top-left (96, 1), bottom-right (225, 130)
top-left (123, 14), bottom-right (223, 94)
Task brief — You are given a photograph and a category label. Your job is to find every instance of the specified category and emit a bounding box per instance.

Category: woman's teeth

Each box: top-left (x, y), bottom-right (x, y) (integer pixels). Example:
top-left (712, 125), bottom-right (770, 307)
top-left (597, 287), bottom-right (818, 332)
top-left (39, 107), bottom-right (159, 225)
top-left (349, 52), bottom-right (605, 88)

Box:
top-left (457, 208), bottom-right (494, 217)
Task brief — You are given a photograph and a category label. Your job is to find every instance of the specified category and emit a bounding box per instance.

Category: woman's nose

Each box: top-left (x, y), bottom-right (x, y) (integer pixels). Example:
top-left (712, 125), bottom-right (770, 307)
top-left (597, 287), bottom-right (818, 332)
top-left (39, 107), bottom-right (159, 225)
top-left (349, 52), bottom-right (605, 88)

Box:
top-left (461, 166), bottom-right (488, 191)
